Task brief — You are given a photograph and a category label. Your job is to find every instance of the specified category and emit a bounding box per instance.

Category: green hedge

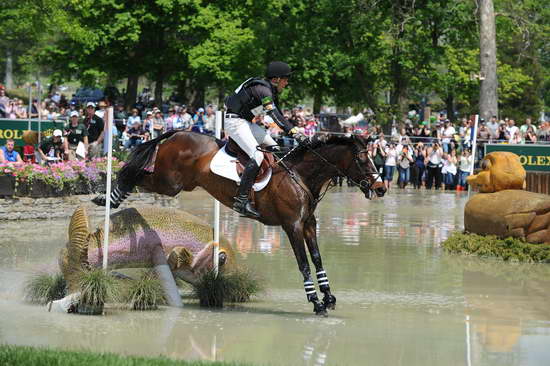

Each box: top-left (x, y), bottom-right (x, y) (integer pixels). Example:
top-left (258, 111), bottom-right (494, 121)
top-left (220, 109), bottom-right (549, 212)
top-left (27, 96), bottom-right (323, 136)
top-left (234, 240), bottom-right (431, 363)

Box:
top-left (0, 345), bottom-right (253, 366)
top-left (442, 231), bottom-right (550, 263)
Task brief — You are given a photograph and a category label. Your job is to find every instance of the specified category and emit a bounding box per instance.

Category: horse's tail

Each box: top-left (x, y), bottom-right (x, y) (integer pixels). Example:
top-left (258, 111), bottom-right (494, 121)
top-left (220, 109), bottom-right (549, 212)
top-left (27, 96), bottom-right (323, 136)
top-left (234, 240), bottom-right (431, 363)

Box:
top-left (117, 129), bottom-right (181, 189)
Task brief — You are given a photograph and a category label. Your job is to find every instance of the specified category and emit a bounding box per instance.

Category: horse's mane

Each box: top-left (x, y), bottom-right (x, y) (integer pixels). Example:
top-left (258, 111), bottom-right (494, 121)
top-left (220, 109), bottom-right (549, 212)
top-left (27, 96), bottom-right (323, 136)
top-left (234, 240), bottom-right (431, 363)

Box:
top-left (286, 134), bottom-right (358, 163)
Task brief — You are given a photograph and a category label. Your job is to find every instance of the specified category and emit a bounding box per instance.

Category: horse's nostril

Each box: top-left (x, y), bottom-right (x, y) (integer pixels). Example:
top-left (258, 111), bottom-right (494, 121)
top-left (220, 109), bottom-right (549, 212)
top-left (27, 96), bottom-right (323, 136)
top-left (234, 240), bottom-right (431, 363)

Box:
top-left (219, 252), bottom-right (227, 266)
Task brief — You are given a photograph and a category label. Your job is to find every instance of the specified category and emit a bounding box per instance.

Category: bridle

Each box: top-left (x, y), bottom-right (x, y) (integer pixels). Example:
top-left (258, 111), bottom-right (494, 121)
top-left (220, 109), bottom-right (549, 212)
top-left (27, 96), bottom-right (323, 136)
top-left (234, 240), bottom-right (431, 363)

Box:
top-left (262, 136), bottom-right (382, 207)
top-left (305, 137), bottom-right (381, 196)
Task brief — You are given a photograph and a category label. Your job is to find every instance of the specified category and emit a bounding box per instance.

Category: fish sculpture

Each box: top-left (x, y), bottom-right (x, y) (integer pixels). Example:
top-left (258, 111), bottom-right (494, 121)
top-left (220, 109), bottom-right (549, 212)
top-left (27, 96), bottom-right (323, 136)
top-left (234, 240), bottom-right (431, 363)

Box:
top-left (52, 206), bottom-right (234, 312)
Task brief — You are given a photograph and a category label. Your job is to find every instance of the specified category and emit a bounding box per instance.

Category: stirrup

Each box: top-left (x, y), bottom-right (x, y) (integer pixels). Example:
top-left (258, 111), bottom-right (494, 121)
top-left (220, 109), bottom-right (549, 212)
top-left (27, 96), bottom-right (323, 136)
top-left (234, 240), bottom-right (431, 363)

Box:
top-left (233, 196), bottom-right (260, 218)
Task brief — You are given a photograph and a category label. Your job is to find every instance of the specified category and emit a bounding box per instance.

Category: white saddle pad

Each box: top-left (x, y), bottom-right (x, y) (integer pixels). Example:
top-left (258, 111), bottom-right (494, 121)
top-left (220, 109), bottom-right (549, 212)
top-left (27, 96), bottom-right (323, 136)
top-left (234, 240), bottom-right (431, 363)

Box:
top-left (210, 145), bottom-right (272, 191)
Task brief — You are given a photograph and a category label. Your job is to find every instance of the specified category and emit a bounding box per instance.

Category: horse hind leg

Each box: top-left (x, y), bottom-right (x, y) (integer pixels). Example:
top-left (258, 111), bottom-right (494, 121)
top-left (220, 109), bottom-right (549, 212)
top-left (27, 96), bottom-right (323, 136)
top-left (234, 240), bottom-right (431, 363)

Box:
top-left (284, 225), bottom-right (327, 316)
top-left (304, 216), bottom-right (336, 310)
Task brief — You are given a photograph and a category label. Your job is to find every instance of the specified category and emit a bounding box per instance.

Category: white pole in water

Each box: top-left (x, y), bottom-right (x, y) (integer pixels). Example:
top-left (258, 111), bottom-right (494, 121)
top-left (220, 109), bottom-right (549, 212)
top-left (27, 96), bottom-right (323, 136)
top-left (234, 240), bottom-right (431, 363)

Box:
top-left (468, 114), bottom-right (479, 198)
top-left (37, 82), bottom-right (42, 144)
top-left (27, 84), bottom-right (32, 131)
top-left (466, 315), bottom-right (472, 366)
top-left (102, 107), bottom-right (114, 270)
top-left (212, 110), bottom-right (223, 277)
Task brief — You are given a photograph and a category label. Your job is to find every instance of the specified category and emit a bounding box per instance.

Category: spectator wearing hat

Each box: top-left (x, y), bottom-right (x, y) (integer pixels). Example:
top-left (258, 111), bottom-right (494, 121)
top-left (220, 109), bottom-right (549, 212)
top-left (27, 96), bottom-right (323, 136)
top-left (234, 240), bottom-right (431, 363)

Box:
top-left (176, 105), bottom-right (193, 130)
top-left (203, 105), bottom-right (216, 133)
top-left (165, 107), bottom-right (177, 131)
top-left (143, 110), bottom-right (155, 137)
top-left (125, 120), bottom-right (147, 149)
top-left (126, 108), bottom-right (141, 130)
top-left (192, 107), bottom-right (206, 133)
top-left (83, 102), bottom-right (104, 158)
top-left (38, 129), bottom-right (64, 163)
top-left (152, 110), bottom-right (165, 138)
top-left (64, 111), bottom-right (89, 160)
top-left (0, 139), bottom-right (23, 164)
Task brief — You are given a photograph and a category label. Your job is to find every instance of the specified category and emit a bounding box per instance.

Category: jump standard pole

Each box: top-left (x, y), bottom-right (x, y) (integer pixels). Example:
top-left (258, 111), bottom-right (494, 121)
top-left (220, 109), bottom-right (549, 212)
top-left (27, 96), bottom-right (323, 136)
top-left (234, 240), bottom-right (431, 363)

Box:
top-left (212, 110), bottom-right (223, 277)
top-left (468, 114), bottom-right (479, 198)
top-left (27, 84), bottom-right (32, 131)
top-left (102, 107), bottom-right (114, 270)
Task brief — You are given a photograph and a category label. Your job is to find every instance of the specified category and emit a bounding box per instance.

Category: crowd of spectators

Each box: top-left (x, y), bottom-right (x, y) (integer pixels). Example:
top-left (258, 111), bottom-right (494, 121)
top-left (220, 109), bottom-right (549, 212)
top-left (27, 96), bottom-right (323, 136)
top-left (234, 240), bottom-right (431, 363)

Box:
top-left (1, 84), bottom-right (547, 193)
top-left (348, 113), bottom-right (549, 193)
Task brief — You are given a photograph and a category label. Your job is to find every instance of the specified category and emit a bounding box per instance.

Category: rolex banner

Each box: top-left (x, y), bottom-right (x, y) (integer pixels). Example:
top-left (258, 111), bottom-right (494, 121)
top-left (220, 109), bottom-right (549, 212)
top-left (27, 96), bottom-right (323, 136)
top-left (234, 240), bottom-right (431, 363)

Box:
top-left (485, 144), bottom-right (550, 172)
top-left (0, 119), bottom-right (66, 145)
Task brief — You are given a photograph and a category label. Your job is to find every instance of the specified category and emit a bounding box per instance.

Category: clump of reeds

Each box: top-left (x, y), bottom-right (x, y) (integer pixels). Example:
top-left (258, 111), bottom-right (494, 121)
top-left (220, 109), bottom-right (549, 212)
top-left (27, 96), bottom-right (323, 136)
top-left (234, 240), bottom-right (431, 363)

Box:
top-left (24, 272), bottom-right (67, 305)
top-left (124, 270), bottom-right (166, 310)
top-left (192, 266), bottom-right (264, 308)
top-left (78, 268), bottom-right (119, 315)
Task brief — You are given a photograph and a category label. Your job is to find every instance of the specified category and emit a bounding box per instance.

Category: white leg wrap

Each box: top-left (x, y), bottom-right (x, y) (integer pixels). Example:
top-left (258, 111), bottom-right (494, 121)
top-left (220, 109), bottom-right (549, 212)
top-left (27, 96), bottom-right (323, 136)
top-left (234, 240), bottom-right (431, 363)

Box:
top-left (48, 292), bottom-right (81, 313)
top-left (154, 264), bottom-right (183, 308)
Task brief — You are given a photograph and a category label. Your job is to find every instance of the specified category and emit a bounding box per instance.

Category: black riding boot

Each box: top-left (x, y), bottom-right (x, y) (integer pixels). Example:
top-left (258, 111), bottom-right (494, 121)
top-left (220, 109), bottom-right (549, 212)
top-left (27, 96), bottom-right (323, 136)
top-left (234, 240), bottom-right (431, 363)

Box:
top-left (233, 159), bottom-right (261, 218)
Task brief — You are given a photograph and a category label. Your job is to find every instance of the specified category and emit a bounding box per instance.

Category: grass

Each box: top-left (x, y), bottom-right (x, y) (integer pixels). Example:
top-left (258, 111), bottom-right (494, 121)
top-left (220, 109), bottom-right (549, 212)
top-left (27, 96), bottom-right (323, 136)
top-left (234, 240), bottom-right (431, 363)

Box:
top-left (442, 231), bottom-right (550, 263)
top-left (0, 344), bottom-right (253, 366)
top-left (122, 270), bottom-right (166, 310)
top-left (78, 268), bottom-right (120, 313)
top-left (24, 272), bottom-right (67, 305)
top-left (192, 267), bottom-right (264, 308)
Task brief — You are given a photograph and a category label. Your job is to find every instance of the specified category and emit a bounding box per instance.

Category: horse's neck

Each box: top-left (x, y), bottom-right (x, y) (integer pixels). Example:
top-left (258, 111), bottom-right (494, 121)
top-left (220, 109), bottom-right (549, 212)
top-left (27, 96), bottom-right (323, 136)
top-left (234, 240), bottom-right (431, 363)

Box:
top-left (294, 146), bottom-right (350, 197)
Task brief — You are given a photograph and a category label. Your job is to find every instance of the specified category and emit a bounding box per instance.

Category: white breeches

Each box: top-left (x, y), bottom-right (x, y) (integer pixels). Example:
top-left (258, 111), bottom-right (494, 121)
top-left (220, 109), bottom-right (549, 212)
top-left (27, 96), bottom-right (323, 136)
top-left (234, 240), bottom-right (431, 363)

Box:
top-left (224, 117), bottom-right (277, 166)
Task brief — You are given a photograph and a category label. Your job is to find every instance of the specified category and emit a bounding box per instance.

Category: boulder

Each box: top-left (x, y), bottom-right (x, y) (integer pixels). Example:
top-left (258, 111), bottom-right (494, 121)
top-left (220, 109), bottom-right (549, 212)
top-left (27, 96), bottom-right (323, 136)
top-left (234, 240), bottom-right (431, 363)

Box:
top-left (465, 190), bottom-right (550, 243)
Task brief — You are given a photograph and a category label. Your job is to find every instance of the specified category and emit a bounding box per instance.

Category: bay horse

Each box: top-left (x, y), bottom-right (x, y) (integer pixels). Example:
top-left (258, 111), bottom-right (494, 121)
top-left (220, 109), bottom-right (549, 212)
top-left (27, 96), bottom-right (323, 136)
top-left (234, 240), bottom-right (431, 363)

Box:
top-left (95, 130), bottom-right (386, 316)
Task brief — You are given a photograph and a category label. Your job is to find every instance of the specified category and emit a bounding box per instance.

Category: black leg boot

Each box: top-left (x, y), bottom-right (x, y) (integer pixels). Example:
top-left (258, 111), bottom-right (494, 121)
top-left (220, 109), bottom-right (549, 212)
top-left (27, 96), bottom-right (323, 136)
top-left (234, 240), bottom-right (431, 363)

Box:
top-left (92, 185), bottom-right (132, 209)
top-left (233, 159), bottom-right (261, 218)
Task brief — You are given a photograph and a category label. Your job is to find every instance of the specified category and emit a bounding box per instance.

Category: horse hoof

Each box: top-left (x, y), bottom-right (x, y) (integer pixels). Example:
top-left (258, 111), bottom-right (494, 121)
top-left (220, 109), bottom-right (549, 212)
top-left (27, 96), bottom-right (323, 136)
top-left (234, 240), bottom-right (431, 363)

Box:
top-left (313, 302), bottom-right (328, 317)
top-left (91, 195), bottom-right (106, 207)
top-left (323, 295), bottom-right (336, 310)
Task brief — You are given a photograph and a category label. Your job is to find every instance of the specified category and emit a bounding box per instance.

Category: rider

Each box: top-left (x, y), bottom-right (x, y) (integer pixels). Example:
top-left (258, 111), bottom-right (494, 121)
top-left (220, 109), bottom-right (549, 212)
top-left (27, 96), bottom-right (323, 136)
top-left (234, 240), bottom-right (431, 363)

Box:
top-left (225, 61), bottom-right (307, 218)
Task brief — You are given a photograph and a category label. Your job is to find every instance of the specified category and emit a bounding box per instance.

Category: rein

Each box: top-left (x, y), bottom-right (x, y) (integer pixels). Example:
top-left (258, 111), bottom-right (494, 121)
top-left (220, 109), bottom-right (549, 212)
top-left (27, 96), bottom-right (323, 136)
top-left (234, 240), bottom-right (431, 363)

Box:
top-left (258, 137), bottom-right (380, 209)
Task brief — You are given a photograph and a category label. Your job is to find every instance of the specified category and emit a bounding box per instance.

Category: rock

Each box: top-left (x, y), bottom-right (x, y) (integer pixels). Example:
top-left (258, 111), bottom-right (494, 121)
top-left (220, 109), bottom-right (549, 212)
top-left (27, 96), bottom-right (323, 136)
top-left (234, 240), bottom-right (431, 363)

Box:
top-left (465, 190), bottom-right (550, 243)
top-left (467, 151), bottom-right (526, 193)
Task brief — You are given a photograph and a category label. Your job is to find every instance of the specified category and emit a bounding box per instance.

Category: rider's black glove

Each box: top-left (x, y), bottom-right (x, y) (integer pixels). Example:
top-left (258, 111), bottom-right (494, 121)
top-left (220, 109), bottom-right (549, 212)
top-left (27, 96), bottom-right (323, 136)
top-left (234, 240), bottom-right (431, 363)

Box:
top-left (288, 127), bottom-right (309, 145)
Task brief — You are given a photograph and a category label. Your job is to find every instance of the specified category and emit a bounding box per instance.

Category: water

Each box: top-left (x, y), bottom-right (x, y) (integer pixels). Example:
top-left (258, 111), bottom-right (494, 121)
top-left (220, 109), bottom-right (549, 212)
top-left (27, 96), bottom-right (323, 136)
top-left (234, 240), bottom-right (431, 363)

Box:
top-left (1, 188), bottom-right (549, 366)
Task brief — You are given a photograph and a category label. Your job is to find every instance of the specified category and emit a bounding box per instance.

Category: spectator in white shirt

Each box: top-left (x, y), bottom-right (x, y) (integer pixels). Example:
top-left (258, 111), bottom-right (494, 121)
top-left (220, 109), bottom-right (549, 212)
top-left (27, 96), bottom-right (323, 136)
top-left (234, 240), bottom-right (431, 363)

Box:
top-left (426, 142), bottom-right (443, 189)
top-left (384, 143), bottom-right (398, 191)
top-left (441, 120), bottom-right (456, 153)
top-left (506, 119), bottom-right (519, 144)
top-left (458, 149), bottom-right (473, 190)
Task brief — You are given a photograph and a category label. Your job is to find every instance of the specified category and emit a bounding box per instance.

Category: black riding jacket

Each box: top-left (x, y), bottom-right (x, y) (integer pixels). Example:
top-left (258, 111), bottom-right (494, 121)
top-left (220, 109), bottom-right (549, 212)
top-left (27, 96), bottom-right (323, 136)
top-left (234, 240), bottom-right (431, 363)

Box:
top-left (225, 77), bottom-right (294, 134)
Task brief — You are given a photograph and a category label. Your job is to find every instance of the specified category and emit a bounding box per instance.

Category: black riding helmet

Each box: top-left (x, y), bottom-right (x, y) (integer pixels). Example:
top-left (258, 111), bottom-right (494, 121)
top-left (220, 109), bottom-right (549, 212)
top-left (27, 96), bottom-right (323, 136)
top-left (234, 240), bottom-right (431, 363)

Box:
top-left (266, 61), bottom-right (292, 78)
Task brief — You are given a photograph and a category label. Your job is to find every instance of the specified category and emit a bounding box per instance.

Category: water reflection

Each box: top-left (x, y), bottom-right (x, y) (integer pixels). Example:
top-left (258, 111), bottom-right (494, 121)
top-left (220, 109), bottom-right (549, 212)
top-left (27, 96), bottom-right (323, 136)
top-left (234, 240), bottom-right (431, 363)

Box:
top-left (457, 257), bottom-right (550, 366)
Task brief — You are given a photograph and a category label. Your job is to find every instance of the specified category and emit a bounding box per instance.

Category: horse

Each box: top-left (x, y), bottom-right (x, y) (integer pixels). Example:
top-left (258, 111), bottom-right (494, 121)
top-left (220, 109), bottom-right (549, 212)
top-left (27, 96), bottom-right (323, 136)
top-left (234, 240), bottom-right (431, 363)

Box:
top-left (94, 130), bottom-right (386, 315)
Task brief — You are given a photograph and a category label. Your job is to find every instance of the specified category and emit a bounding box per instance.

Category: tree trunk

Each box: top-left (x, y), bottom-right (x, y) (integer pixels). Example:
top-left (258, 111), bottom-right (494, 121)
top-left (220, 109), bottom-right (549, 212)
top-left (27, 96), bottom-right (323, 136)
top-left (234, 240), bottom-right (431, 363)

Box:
top-left (313, 92), bottom-right (323, 114)
top-left (189, 85), bottom-right (205, 111)
top-left (125, 75), bottom-right (139, 109)
top-left (154, 73), bottom-right (164, 106)
top-left (479, 0), bottom-right (498, 121)
top-left (217, 88), bottom-right (226, 109)
top-left (445, 93), bottom-right (455, 122)
top-left (5, 49), bottom-right (13, 89)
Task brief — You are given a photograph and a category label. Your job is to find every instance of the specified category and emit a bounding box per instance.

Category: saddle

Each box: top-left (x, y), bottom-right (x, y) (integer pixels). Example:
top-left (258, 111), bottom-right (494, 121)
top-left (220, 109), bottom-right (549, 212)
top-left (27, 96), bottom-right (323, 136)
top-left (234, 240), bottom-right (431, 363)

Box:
top-left (225, 138), bottom-right (275, 183)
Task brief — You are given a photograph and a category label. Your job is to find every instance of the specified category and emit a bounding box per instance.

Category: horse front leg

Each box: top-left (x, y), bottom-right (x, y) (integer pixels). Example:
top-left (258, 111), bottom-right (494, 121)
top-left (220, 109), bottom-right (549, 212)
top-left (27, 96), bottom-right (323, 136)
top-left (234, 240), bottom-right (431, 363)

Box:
top-left (304, 216), bottom-right (336, 310)
top-left (283, 224), bottom-right (327, 316)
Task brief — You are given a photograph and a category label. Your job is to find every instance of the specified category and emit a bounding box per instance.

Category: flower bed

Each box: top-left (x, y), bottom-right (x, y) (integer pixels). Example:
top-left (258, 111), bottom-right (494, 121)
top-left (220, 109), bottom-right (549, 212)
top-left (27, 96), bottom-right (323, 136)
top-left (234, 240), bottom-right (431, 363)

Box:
top-left (0, 158), bottom-right (124, 197)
